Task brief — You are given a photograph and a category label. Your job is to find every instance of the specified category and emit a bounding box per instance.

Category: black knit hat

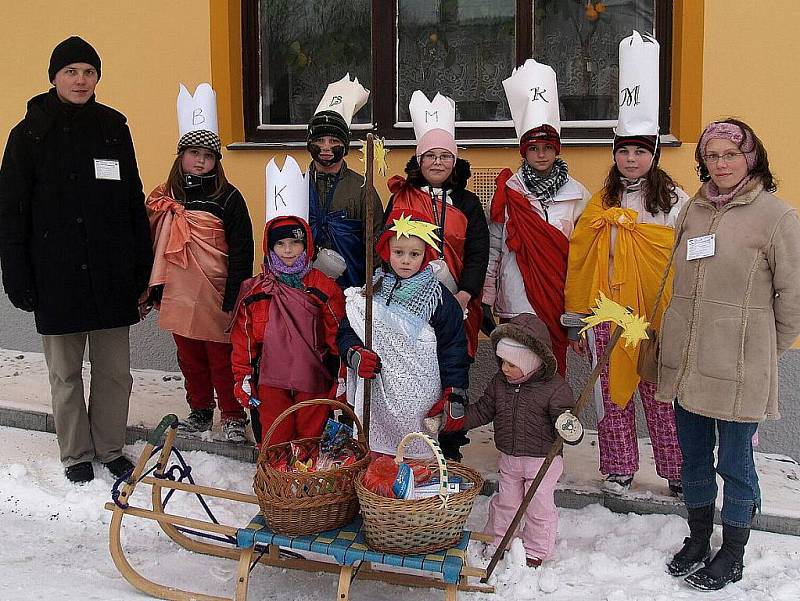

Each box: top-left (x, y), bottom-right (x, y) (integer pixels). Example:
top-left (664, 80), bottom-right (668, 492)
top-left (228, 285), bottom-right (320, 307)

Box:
top-left (268, 222), bottom-right (306, 249)
top-left (49, 36), bottom-right (101, 82)
top-left (613, 134), bottom-right (657, 156)
top-left (307, 111), bottom-right (350, 149)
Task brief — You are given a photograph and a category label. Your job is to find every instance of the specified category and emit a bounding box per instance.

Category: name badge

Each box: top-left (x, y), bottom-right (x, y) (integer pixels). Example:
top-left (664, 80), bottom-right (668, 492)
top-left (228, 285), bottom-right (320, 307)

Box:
top-left (94, 159), bottom-right (121, 181)
top-left (686, 234), bottom-right (715, 261)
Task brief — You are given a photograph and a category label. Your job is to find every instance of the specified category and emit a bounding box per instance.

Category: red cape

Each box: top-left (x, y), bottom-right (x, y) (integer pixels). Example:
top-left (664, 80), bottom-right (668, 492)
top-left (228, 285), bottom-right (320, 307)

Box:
top-left (490, 169), bottom-right (570, 374)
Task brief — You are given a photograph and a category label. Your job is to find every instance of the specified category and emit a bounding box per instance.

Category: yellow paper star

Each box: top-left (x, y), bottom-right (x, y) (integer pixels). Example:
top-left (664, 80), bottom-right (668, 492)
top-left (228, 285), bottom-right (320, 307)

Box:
top-left (579, 291), bottom-right (650, 348)
top-left (358, 136), bottom-right (390, 180)
top-left (390, 213), bottom-right (441, 250)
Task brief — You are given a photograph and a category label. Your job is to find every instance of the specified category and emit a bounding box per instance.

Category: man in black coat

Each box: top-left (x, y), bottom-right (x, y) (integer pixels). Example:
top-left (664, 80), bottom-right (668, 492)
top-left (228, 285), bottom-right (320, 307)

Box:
top-left (0, 37), bottom-right (153, 483)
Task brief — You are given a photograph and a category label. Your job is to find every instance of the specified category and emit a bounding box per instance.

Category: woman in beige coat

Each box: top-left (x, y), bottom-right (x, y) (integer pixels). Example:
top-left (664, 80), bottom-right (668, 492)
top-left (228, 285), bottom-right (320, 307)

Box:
top-left (658, 118), bottom-right (800, 591)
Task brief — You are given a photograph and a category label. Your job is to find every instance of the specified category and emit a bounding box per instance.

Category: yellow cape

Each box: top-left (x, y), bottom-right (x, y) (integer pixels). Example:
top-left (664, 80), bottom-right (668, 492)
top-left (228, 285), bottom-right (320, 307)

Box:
top-left (565, 192), bottom-right (675, 407)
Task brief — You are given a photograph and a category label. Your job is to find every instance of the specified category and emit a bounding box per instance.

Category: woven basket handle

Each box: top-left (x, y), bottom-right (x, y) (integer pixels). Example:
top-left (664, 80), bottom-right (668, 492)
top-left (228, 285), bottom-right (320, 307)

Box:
top-left (260, 398), bottom-right (366, 451)
top-left (395, 432), bottom-right (449, 496)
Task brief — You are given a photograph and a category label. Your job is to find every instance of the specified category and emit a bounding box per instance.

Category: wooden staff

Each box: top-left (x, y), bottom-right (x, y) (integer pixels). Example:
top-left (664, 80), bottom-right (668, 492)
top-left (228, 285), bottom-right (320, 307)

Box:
top-left (362, 133), bottom-right (375, 446)
top-left (482, 323), bottom-right (625, 582)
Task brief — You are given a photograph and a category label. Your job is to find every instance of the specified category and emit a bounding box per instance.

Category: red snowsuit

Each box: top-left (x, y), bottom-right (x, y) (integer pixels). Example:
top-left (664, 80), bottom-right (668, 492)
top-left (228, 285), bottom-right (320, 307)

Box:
top-left (230, 217), bottom-right (345, 446)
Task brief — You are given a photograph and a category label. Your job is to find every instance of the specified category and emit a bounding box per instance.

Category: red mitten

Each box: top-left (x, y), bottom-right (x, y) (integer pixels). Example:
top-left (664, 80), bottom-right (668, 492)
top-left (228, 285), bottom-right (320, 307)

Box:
top-left (347, 345), bottom-right (381, 379)
top-left (234, 375), bottom-right (259, 408)
top-left (426, 387), bottom-right (467, 432)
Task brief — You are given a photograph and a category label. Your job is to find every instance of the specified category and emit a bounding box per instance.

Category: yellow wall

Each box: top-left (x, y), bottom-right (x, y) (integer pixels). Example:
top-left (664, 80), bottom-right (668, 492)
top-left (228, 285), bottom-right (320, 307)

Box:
top-left (1, 0), bottom-right (798, 221)
top-left (0, 1), bottom-right (212, 198)
top-left (702, 0), bottom-right (800, 202)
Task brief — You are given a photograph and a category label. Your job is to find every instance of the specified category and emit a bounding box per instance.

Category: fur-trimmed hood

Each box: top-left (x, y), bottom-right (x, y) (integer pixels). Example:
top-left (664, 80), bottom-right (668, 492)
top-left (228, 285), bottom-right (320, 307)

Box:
top-left (490, 313), bottom-right (556, 380)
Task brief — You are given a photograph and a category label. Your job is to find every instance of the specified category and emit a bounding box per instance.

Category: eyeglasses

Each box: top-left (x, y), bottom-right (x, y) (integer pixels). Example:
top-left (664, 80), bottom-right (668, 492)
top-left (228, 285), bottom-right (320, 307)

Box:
top-left (420, 152), bottom-right (455, 164)
top-left (702, 152), bottom-right (745, 165)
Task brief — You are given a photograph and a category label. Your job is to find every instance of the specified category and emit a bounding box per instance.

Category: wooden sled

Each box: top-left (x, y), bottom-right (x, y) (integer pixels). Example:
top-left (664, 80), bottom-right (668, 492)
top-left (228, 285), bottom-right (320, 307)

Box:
top-left (105, 414), bottom-right (495, 601)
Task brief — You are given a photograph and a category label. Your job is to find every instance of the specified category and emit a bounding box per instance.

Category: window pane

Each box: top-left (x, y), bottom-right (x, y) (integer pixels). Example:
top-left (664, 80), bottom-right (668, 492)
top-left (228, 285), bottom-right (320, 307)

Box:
top-left (534, 0), bottom-right (655, 122)
top-left (397, 0), bottom-right (516, 123)
top-left (259, 0), bottom-right (372, 126)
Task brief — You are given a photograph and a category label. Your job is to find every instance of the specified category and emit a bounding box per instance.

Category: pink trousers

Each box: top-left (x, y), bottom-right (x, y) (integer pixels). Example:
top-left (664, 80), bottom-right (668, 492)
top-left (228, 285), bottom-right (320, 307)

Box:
top-left (593, 321), bottom-right (682, 480)
top-left (485, 453), bottom-right (563, 561)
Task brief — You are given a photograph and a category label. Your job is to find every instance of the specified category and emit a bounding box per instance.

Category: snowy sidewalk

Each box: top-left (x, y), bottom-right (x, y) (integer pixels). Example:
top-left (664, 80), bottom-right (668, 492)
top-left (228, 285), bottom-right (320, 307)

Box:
top-left (1, 348), bottom-right (799, 537)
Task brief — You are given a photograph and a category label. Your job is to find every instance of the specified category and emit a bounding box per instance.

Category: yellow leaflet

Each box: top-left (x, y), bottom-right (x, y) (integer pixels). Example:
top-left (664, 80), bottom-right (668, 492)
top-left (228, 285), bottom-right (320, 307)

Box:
top-left (579, 291), bottom-right (650, 348)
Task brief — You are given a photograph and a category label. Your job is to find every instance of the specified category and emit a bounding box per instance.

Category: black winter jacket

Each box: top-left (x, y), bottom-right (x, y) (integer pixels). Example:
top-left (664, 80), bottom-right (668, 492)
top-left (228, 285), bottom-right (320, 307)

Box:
top-left (175, 176), bottom-right (254, 311)
top-left (336, 282), bottom-right (470, 390)
top-left (0, 89), bottom-right (153, 334)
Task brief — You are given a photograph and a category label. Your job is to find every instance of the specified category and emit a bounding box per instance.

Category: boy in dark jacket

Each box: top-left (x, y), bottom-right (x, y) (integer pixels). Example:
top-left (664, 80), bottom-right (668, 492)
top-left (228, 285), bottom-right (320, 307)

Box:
top-left (429, 313), bottom-right (574, 567)
top-left (0, 37), bottom-right (152, 484)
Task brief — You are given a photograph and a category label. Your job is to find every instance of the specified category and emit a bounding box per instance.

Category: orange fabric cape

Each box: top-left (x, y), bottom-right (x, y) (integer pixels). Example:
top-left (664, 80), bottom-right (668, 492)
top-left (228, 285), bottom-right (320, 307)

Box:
top-left (490, 168), bottom-right (570, 375)
top-left (564, 192), bottom-right (675, 407)
top-left (146, 185), bottom-right (231, 343)
top-left (387, 176), bottom-right (482, 357)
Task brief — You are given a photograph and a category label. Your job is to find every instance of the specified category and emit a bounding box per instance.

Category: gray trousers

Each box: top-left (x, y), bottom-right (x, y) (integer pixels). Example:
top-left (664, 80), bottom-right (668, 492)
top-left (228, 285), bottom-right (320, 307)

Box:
top-left (42, 326), bottom-right (133, 466)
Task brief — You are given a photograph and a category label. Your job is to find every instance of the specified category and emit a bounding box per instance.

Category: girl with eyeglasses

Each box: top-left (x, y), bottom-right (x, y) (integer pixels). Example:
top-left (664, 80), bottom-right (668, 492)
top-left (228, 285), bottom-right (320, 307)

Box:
top-left (658, 118), bottom-right (800, 591)
top-left (382, 92), bottom-right (489, 462)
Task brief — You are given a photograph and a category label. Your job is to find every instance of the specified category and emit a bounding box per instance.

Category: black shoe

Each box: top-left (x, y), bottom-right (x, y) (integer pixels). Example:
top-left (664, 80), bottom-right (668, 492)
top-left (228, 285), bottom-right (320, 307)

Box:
top-left (65, 461), bottom-right (94, 483)
top-left (602, 473), bottom-right (633, 492)
top-left (667, 536), bottom-right (711, 576)
top-left (667, 503), bottom-right (714, 576)
top-left (684, 548), bottom-right (743, 590)
top-left (684, 523), bottom-right (749, 591)
top-left (668, 479), bottom-right (683, 497)
top-left (103, 456), bottom-right (135, 478)
top-left (178, 409), bottom-right (214, 433)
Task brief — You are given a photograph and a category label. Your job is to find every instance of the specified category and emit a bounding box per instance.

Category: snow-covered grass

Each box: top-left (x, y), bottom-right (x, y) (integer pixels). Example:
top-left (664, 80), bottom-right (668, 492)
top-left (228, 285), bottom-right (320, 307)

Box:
top-left (2, 426), bottom-right (800, 601)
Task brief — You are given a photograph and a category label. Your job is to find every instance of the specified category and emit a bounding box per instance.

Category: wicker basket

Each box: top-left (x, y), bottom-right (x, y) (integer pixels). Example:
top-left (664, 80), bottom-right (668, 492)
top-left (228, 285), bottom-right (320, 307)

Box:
top-left (254, 398), bottom-right (370, 536)
top-left (355, 432), bottom-right (483, 555)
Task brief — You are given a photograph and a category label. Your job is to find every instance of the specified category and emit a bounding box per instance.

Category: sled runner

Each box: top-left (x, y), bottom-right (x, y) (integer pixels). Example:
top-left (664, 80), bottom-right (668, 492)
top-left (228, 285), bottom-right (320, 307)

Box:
top-left (105, 413), bottom-right (494, 601)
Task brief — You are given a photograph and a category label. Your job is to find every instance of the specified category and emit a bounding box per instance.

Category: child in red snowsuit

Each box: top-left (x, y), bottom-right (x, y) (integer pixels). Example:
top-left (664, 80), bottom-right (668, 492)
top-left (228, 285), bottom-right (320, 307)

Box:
top-left (230, 216), bottom-right (345, 446)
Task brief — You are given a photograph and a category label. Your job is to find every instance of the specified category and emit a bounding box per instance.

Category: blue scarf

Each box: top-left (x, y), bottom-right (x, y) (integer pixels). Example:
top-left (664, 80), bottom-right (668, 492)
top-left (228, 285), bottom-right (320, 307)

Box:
top-left (374, 266), bottom-right (442, 338)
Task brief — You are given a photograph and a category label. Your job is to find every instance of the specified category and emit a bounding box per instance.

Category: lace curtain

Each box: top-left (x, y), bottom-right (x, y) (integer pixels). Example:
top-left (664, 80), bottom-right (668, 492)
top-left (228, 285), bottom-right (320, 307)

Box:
top-left (256, 0), bottom-right (655, 126)
top-left (259, 0), bottom-right (372, 125)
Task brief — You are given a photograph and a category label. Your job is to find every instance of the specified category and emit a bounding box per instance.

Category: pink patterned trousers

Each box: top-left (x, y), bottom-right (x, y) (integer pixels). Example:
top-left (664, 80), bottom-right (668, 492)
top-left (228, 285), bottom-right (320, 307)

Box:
top-left (593, 322), bottom-right (682, 480)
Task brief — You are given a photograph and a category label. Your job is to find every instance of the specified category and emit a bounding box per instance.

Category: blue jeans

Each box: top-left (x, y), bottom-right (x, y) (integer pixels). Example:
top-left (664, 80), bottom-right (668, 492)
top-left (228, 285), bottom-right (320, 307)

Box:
top-left (674, 402), bottom-right (760, 528)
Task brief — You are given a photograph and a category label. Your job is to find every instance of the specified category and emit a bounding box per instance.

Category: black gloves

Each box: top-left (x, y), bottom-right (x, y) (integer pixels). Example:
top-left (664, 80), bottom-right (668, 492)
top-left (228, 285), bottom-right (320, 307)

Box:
top-left (480, 303), bottom-right (496, 336)
top-left (148, 284), bottom-right (164, 305)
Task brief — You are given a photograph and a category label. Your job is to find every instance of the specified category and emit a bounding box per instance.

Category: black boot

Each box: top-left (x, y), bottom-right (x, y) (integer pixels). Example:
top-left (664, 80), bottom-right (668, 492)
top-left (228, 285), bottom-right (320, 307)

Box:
top-left (666, 504), bottom-right (714, 576)
top-left (685, 523), bottom-right (749, 590)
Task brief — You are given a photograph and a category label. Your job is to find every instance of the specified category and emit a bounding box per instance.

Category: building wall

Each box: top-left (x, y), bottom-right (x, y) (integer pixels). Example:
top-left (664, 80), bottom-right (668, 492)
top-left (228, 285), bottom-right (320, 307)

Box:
top-left (1, 1), bottom-right (800, 459)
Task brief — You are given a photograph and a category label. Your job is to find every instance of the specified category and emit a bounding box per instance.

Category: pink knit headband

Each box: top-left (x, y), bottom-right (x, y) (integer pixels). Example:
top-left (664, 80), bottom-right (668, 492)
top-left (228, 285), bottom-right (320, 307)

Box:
top-left (699, 122), bottom-right (757, 170)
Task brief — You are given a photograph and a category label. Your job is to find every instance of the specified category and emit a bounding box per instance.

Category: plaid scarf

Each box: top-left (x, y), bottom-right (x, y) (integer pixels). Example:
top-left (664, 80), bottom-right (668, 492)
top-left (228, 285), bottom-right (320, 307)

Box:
top-left (519, 158), bottom-right (570, 206)
top-left (374, 266), bottom-right (442, 339)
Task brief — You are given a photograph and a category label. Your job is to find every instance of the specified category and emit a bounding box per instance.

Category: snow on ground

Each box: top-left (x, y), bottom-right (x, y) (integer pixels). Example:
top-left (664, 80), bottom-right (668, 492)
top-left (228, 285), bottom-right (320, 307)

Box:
top-left (5, 347), bottom-right (800, 518)
top-left (2, 426), bottom-right (800, 601)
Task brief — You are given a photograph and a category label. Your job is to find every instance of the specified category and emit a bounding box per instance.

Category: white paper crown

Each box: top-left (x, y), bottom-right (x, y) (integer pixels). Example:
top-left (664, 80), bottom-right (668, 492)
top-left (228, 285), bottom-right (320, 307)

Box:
top-left (617, 31), bottom-right (660, 137)
top-left (177, 83), bottom-right (219, 137)
top-left (409, 90), bottom-right (456, 140)
top-left (265, 156), bottom-right (309, 223)
top-left (314, 73), bottom-right (370, 127)
top-left (503, 59), bottom-right (561, 138)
